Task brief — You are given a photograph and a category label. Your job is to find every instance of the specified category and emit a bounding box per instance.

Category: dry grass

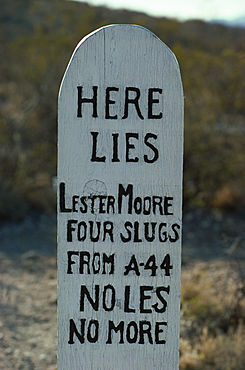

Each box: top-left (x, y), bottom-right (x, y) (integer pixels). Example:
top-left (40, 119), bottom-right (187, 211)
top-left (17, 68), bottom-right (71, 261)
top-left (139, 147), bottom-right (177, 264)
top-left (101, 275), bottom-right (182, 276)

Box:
top-left (1, 253), bottom-right (244, 369)
top-left (180, 261), bottom-right (245, 369)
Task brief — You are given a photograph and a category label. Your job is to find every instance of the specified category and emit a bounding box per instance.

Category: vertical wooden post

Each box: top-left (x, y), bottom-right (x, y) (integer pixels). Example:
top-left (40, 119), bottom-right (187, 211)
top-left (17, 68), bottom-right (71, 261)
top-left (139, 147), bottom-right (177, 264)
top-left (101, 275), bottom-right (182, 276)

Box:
top-left (58, 24), bottom-right (184, 369)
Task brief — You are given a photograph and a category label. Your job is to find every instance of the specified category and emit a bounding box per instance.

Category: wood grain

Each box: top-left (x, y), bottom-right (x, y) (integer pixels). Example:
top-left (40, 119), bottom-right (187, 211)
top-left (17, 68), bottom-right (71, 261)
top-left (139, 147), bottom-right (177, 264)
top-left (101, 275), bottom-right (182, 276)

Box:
top-left (58, 24), bottom-right (184, 369)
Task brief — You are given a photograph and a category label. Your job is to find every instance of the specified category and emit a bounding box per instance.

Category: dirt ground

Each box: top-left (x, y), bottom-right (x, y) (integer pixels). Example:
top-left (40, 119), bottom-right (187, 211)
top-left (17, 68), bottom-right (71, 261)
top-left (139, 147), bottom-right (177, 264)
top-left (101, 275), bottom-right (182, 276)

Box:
top-left (0, 209), bottom-right (244, 369)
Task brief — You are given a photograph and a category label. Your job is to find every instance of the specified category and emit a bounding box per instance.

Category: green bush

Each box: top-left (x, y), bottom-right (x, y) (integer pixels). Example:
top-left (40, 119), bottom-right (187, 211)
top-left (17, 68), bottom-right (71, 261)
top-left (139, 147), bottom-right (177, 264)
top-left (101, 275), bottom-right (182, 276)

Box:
top-left (0, 0), bottom-right (244, 216)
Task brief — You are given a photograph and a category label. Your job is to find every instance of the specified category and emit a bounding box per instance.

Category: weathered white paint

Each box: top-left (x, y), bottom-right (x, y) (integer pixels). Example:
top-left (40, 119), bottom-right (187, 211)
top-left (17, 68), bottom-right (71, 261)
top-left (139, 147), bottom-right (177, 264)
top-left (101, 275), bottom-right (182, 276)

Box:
top-left (58, 25), bottom-right (184, 370)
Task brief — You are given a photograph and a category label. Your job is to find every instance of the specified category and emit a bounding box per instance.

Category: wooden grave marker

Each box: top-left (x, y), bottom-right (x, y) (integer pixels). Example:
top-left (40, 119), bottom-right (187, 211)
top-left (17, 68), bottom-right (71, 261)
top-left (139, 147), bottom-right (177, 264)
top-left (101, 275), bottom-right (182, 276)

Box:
top-left (58, 24), bottom-right (184, 370)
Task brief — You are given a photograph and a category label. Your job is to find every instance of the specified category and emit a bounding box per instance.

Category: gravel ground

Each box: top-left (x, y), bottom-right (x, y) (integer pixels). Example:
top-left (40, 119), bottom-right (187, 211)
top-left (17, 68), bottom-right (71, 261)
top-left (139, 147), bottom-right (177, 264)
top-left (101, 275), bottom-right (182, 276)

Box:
top-left (0, 209), bottom-right (244, 369)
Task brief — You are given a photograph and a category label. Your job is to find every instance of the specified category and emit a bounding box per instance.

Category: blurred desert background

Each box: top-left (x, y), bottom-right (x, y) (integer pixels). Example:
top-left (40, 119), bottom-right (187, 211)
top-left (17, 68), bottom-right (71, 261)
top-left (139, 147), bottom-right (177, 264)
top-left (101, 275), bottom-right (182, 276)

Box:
top-left (0, 1), bottom-right (244, 369)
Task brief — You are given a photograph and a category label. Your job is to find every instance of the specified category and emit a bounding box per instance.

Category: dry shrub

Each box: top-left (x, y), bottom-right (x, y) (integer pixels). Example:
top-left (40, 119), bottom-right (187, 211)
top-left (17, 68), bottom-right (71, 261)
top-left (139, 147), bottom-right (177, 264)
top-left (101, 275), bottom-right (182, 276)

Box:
top-left (212, 185), bottom-right (244, 210)
top-left (197, 324), bottom-right (245, 370)
top-left (0, 190), bottom-right (28, 221)
top-left (180, 261), bottom-right (245, 369)
top-left (180, 325), bottom-right (245, 370)
top-left (180, 338), bottom-right (202, 369)
top-left (17, 172), bottom-right (56, 212)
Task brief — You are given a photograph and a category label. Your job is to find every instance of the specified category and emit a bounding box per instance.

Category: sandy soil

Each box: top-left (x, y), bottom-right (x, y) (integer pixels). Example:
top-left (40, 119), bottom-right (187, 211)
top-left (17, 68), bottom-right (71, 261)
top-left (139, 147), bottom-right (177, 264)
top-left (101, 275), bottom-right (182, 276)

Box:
top-left (0, 209), bottom-right (244, 369)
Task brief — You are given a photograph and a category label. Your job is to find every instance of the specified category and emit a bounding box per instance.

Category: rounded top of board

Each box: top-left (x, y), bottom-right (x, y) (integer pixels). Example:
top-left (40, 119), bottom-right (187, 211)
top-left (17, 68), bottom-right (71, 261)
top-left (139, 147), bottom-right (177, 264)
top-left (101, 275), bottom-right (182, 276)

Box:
top-left (60, 24), bottom-right (183, 102)
top-left (74, 24), bottom-right (179, 65)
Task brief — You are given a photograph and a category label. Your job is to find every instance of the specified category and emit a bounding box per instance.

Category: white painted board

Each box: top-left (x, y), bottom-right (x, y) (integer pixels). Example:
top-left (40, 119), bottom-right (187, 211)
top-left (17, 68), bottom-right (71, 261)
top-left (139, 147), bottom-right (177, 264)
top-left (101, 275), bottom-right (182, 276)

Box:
top-left (58, 24), bottom-right (184, 370)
